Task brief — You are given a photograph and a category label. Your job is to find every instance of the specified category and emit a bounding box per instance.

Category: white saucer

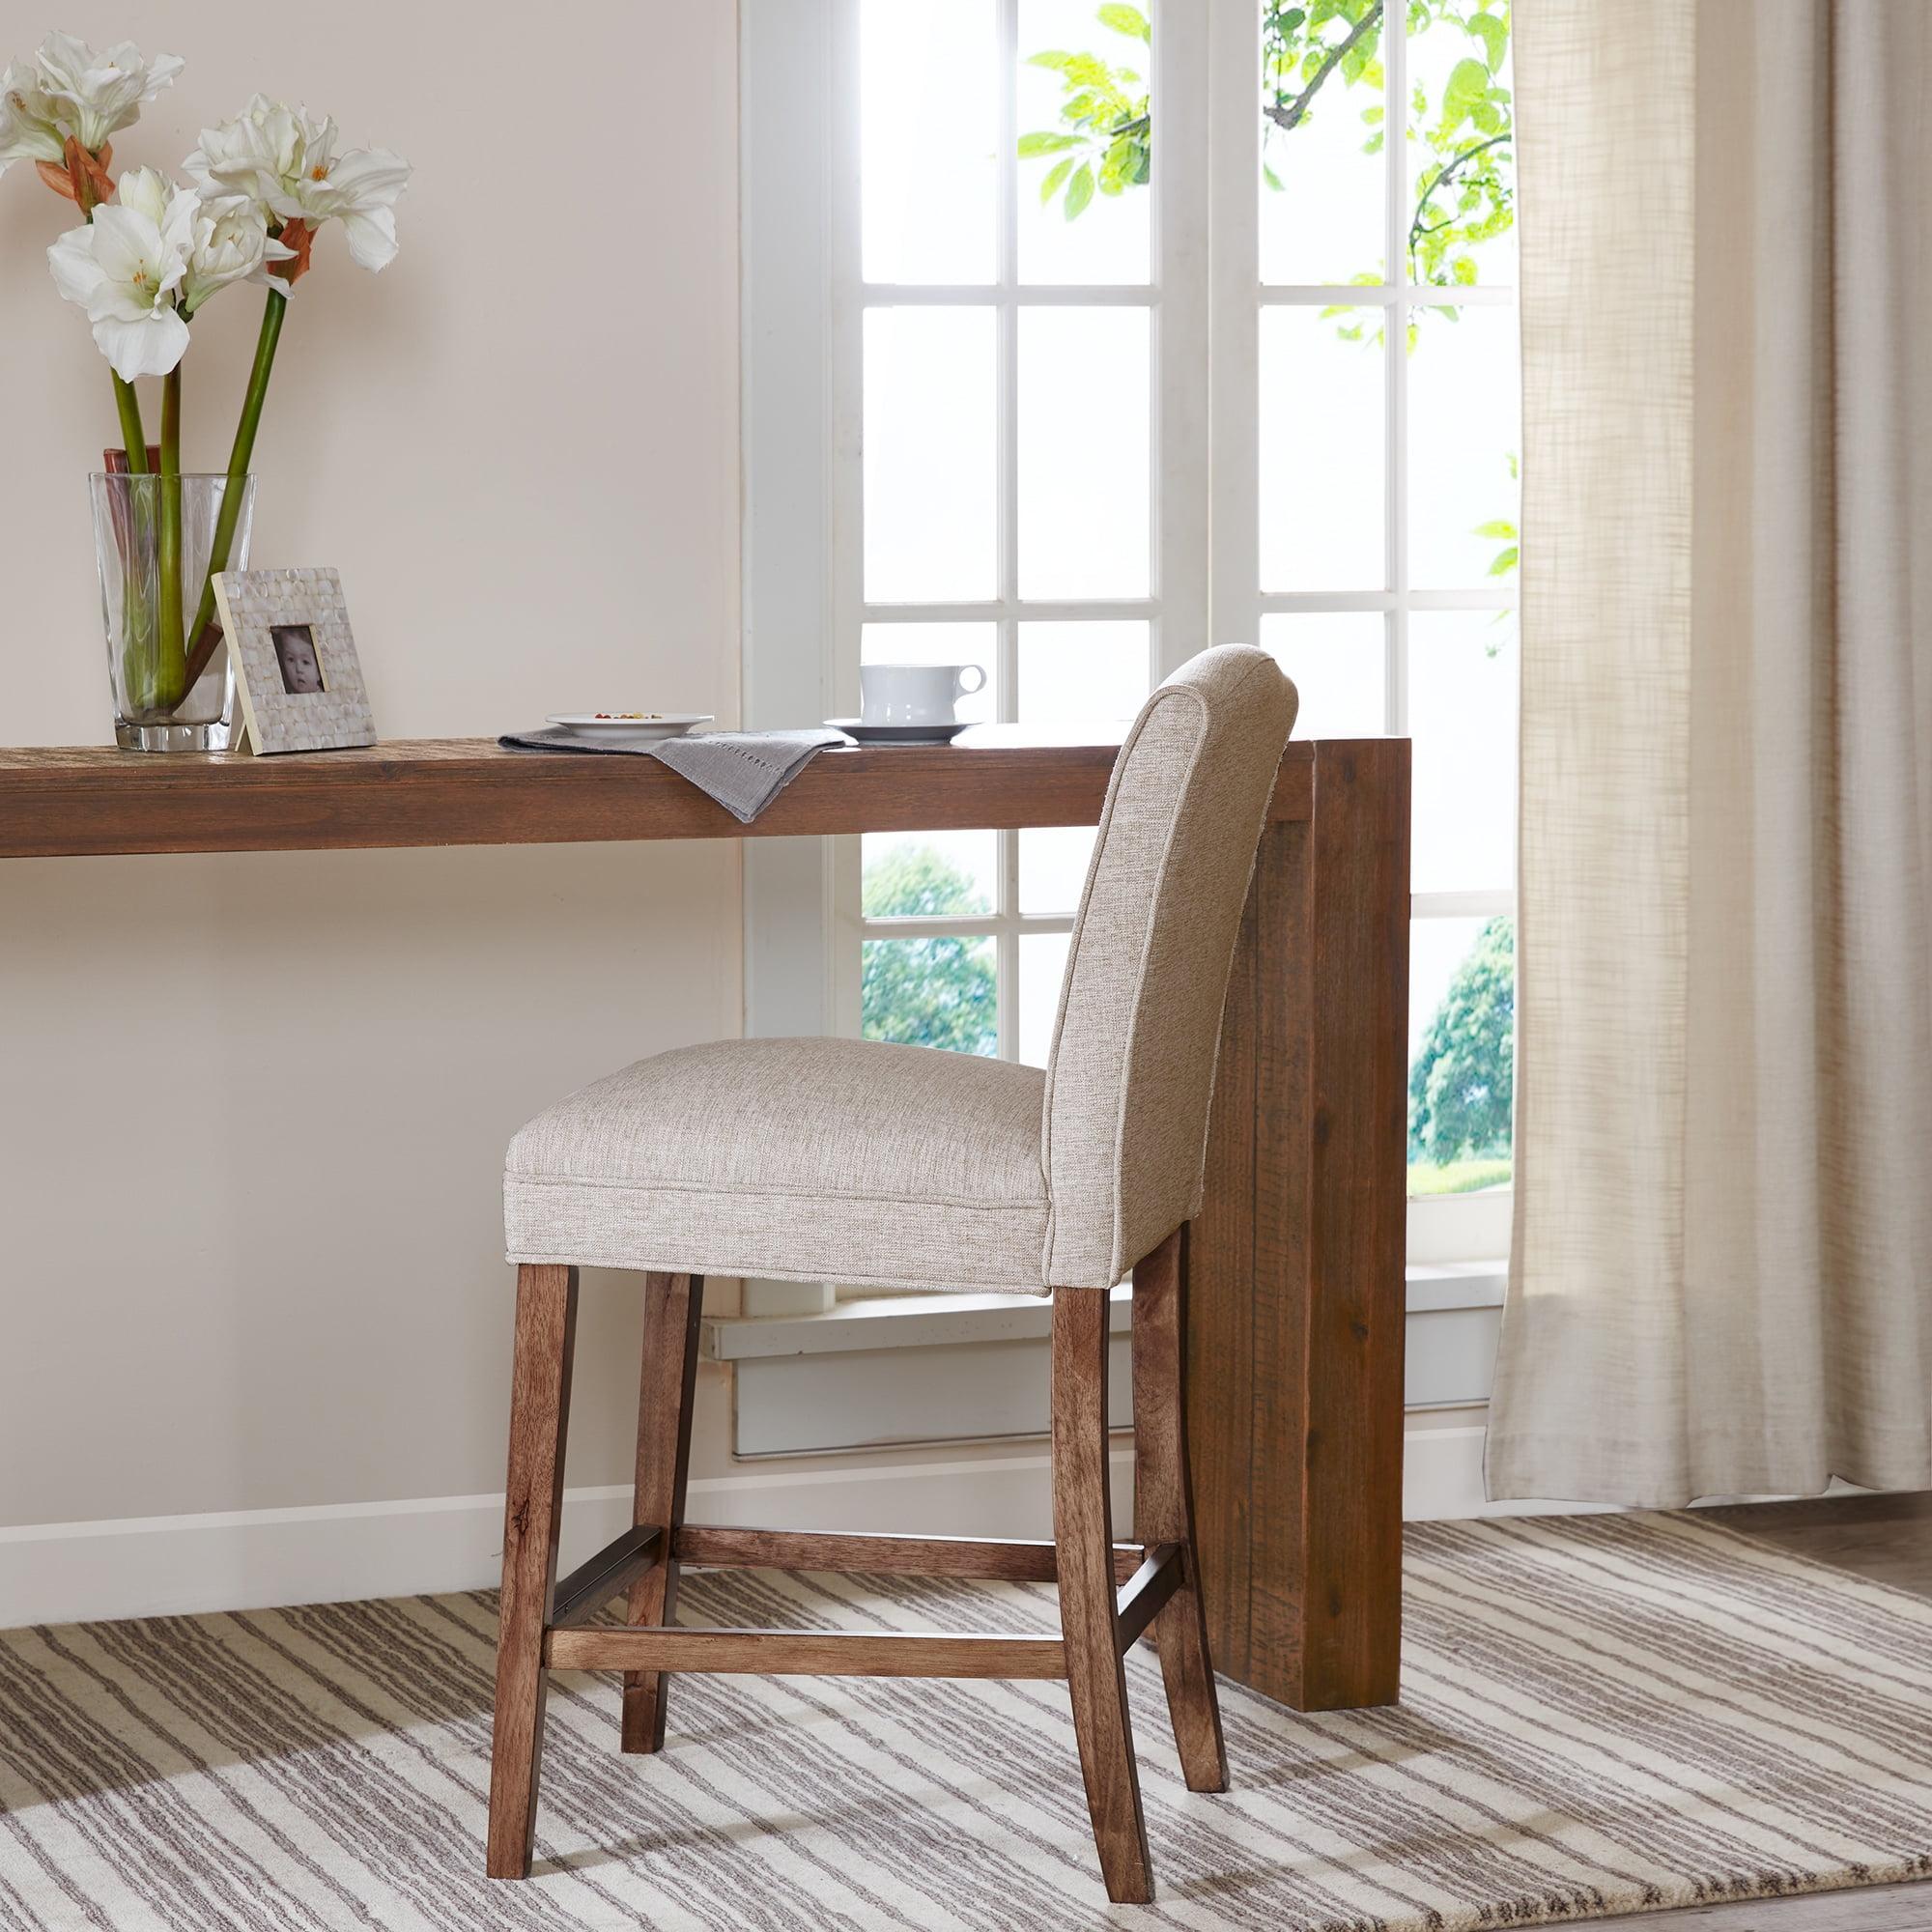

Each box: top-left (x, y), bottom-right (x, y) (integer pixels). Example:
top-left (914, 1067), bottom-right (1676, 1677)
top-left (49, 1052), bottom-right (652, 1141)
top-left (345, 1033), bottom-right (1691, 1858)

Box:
top-left (824, 718), bottom-right (969, 745)
top-left (547, 713), bottom-right (713, 746)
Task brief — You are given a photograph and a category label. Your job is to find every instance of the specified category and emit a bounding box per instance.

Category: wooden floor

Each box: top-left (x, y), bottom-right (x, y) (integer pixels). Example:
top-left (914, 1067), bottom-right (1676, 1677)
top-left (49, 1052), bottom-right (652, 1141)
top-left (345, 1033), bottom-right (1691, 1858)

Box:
top-left (1608, 1493), bottom-right (1932, 1930)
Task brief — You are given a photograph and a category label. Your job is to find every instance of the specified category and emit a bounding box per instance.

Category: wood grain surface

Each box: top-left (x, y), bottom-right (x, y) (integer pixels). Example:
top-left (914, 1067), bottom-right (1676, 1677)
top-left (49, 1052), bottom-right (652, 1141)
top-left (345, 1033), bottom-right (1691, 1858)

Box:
top-left (486, 1263), bottom-right (579, 1880)
top-left (1191, 736), bottom-right (1411, 1712)
top-left (1129, 1226), bottom-right (1229, 1790)
top-left (545, 1626), bottom-right (1068, 1679)
top-left (672, 1523), bottom-right (1145, 1583)
top-left (621, 1273), bottom-right (703, 1754)
top-left (0, 732), bottom-right (1317, 857)
top-left (548, 1525), bottom-right (664, 1632)
top-left (1052, 1284), bottom-right (1154, 1904)
top-left (9, 729), bottom-right (1411, 1729)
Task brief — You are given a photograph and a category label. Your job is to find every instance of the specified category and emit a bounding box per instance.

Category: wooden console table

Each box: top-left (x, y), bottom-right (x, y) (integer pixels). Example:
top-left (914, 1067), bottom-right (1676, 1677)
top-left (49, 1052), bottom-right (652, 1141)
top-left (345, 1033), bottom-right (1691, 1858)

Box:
top-left (0, 731), bottom-right (1409, 1713)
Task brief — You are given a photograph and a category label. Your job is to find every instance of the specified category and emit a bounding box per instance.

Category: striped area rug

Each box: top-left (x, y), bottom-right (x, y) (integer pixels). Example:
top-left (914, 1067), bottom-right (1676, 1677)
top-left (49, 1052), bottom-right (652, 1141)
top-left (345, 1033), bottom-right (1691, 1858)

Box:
top-left (3, 1512), bottom-right (1931, 1930)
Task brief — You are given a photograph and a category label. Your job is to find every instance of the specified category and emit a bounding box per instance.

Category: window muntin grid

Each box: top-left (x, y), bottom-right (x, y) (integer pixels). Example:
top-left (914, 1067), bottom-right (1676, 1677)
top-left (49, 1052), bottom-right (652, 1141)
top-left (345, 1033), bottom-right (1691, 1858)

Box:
top-left (852, 0), bottom-right (1162, 1068)
top-left (842, 0), bottom-right (1518, 1204)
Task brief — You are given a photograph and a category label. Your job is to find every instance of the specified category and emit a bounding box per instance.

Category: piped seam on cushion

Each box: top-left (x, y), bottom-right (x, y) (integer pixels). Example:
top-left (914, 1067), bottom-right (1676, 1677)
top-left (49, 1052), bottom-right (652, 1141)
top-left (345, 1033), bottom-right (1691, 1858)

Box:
top-left (503, 1172), bottom-right (1048, 1212)
top-left (501, 1244), bottom-right (1053, 1293)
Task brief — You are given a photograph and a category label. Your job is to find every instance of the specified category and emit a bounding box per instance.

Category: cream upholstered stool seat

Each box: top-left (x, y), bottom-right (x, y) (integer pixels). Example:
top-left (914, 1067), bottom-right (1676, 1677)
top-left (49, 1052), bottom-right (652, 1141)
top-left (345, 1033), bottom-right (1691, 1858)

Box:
top-left (486, 645), bottom-right (1299, 1905)
top-left (505, 1037), bottom-right (1051, 1293)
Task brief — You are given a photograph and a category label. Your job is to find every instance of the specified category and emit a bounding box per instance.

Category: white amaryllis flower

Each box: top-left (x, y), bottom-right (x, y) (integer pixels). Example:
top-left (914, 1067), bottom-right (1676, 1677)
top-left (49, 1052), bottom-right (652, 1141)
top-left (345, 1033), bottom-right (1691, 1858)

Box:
top-left (182, 194), bottom-right (295, 313)
top-left (29, 31), bottom-right (183, 153)
top-left (0, 57), bottom-right (64, 178)
top-left (184, 95), bottom-right (312, 205)
top-left (187, 95), bottom-right (411, 273)
top-left (47, 166), bottom-right (198, 381)
top-left (282, 141), bottom-right (412, 271)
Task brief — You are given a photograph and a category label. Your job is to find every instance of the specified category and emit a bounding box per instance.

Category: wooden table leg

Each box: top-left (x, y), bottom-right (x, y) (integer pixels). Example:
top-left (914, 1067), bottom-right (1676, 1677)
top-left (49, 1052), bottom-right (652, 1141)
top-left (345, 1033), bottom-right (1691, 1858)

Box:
top-left (1190, 737), bottom-right (1410, 1712)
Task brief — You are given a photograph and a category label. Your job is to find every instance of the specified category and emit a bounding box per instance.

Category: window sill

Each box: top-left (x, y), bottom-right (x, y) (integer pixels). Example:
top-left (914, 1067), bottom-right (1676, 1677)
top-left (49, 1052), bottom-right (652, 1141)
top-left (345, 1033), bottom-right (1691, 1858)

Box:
top-left (704, 1284), bottom-right (1132, 1362)
top-left (1405, 1261), bottom-right (1507, 1313)
top-left (704, 1264), bottom-right (1503, 1362)
top-left (708, 1265), bottom-right (1507, 1456)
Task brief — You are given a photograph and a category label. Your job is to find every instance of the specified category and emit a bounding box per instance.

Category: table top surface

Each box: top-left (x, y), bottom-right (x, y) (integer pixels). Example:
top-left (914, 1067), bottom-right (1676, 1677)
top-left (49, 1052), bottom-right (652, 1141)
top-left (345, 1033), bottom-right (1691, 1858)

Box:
top-left (0, 729), bottom-right (1329, 859)
top-left (0, 725), bottom-right (1141, 775)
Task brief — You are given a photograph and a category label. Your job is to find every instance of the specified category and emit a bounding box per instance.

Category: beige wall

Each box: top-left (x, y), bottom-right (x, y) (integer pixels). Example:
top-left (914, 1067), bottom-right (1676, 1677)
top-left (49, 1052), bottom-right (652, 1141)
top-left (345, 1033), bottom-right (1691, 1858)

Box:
top-left (0, 4), bottom-right (745, 1539)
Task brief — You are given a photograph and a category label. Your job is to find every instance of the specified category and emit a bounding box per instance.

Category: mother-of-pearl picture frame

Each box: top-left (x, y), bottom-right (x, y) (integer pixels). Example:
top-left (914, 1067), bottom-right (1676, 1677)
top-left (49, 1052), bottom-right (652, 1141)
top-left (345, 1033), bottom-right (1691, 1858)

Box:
top-left (213, 566), bottom-right (377, 755)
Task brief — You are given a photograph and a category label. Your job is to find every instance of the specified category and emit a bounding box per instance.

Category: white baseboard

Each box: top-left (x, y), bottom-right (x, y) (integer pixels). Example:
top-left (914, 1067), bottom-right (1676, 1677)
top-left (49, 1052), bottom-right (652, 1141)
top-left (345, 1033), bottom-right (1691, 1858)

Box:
top-left (2, 1421), bottom-right (1599, 1630)
top-left (1401, 1421), bottom-right (1619, 1522)
top-left (0, 1450), bottom-right (1137, 1631)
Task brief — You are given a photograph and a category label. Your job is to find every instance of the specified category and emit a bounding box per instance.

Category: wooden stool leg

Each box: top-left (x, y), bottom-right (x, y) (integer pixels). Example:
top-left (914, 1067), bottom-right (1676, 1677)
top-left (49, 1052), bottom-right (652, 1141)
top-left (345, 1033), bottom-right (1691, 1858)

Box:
top-left (1132, 1225), bottom-right (1229, 1791)
top-left (487, 1263), bottom-right (580, 1879)
top-left (1052, 1285), bottom-right (1154, 1905)
top-left (621, 1271), bottom-right (703, 1753)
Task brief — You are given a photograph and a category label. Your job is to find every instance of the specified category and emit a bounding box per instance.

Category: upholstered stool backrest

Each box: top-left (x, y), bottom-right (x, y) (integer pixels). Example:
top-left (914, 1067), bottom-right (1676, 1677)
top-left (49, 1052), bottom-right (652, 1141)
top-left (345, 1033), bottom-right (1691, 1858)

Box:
top-left (1040, 645), bottom-right (1298, 1288)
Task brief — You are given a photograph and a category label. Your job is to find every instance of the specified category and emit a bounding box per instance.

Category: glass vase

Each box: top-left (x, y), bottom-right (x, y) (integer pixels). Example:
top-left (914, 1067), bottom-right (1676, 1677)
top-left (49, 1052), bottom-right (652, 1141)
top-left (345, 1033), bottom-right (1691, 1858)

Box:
top-left (89, 471), bottom-right (257, 753)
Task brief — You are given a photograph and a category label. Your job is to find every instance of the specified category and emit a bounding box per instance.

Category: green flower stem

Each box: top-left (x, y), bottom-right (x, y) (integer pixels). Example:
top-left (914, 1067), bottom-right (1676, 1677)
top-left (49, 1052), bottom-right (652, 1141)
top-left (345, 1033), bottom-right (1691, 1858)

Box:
top-left (89, 175), bottom-right (166, 717)
top-left (177, 287), bottom-right (285, 698)
top-left (155, 362), bottom-right (185, 712)
top-left (112, 375), bottom-right (149, 472)
top-left (109, 373), bottom-right (159, 711)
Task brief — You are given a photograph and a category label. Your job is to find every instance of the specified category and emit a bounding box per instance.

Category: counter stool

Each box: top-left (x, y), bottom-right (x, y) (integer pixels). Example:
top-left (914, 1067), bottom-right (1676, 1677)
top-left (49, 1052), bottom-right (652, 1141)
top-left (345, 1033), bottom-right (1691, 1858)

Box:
top-left (486, 645), bottom-right (1297, 1903)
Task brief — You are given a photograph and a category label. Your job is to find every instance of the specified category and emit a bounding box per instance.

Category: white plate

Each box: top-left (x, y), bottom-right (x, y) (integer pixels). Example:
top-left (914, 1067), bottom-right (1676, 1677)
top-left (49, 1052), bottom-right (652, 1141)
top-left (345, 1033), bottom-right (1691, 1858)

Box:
top-left (546, 713), bottom-right (713, 746)
top-left (823, 718), bottom-right (969, 745)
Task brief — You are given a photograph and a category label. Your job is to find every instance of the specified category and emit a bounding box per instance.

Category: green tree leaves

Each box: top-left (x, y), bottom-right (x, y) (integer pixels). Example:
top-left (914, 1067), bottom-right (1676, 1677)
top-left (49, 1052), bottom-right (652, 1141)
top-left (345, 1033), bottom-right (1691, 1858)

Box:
top-left (1019, 6), bottom-right (1151, 219)
top-left (1408, 915), bottom-right (1514, 1165)
top-left (861, 845), bottom-right (999, 1058)
top-left (863, 936), bottom-right (998, 1055)
top-left (1019, 4), bottom-right (1513, 333)
top-left (1405, 6), bottom-right (1513, 296)
top-left (1264, 0), bottom-right (1387, 137)
top-left (1439, 55), bottom-right (1494, 132)
top-left (1474, 452), bottom-right (1520, 590)
top-left (1258, 0), bottom-right (1513, 339)
top-left (862, 843), bottom-right (991, 921)
top-left (1096, 3), bottom-right (1151, 42)
top-left (1466, 9), bottom-right (1505, 70)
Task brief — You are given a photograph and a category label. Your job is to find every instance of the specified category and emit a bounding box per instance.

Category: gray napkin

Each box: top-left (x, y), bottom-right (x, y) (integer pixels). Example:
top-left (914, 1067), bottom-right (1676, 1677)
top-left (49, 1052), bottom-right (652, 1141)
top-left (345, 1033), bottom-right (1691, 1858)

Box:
top-left (498, 726), bottom-right (851, 824)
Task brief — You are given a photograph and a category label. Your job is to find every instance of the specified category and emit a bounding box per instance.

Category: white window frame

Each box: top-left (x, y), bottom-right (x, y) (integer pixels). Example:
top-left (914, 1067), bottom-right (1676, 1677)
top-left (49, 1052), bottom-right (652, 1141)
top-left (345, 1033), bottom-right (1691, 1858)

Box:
top-left (1209, 2), bottom-right (1516, 1264)
top-left (737, 0), bottom-right (1513, 1378)
top-left (823, 0), bottom-right (1208, 1066)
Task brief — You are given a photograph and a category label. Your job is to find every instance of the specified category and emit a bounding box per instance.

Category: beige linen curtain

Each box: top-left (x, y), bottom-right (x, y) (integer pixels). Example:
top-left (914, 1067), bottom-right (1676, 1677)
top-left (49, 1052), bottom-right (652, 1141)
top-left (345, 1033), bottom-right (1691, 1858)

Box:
top-left (1488, 0), bottom-right (1932, 1507)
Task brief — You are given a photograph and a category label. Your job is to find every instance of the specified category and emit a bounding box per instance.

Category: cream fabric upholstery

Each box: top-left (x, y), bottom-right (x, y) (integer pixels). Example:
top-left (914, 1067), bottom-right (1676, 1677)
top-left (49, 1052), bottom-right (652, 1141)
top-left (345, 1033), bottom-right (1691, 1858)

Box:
top-left (504, 646), bottom-right (1296, 1294)
top-left (1042, 645), bottom-right (1297, 1285)
top-left (505, 1038), bottom-right (1049, 1292)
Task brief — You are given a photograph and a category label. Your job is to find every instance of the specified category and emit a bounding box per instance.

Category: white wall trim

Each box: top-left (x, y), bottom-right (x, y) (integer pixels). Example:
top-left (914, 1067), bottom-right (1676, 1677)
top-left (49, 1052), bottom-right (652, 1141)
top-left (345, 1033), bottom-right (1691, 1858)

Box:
top-left (708, 1267), bottom-right (1509, 1440)
top-left (706, 1283), bottom-right (1132, 1360)
top-left (708, 1268), bottom-right (1500, 1360)
top-left (0, 1420), bottom-right (1610, 1630)
top-left (1401, 1422), bottom-right (1618, 1523)
top-left (0, 1451), bottom-right (1129, 1631)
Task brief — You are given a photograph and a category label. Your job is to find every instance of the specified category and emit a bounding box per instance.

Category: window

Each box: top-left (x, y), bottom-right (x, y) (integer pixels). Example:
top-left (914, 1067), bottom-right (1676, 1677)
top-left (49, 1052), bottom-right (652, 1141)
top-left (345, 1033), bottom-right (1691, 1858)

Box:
top-left (843, 0), bottom-right (1182, 1078)
top-left (744, 0), bottom-right (1518, 1316)
top-left (1239, 1), bottom-right (1519, 1212)
top-left (852, 0), bottom-right (1518, 1205)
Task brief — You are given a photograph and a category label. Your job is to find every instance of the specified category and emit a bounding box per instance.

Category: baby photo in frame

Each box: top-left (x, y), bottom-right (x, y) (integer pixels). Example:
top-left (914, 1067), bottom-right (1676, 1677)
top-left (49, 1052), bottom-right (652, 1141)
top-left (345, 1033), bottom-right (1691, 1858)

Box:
top-left (213, 566), bottom-right (377, 755)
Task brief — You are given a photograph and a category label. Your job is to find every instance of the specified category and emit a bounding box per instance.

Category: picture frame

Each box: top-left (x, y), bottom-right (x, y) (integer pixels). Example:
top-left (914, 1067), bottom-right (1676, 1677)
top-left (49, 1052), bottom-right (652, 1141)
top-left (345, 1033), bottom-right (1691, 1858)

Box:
top-left (213, 566), bottom-right (377, 756)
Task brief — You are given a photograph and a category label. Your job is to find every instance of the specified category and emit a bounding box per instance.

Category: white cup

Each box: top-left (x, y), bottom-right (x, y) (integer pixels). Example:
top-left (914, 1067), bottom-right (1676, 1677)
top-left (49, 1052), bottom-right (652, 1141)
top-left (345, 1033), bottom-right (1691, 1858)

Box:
top-left (859, 662), bottom-right (987, 726)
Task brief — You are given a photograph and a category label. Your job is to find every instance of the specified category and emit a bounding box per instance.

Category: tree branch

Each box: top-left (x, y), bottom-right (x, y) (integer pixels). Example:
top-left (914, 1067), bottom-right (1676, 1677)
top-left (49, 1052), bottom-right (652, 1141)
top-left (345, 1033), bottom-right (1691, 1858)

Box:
top-left (1264, 0), bottom-right (1384, 136)
top-left (1406, 129), bottom-right (1511, 269)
